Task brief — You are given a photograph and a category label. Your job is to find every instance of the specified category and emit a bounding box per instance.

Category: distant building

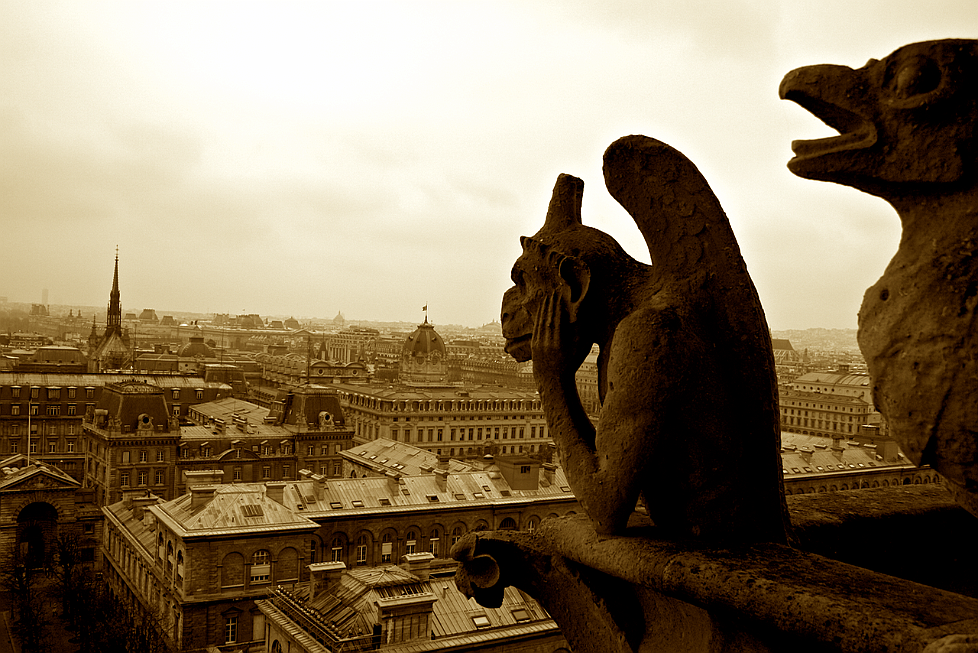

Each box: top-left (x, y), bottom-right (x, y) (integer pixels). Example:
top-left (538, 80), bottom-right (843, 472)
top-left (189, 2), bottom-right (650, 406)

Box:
top-left (400, 319), bottom-right (449, 387)
top-left (255, 352), bottom-right (370, 389)
top-left (779, 366), bottom-right (887, 438)
top-left (177, 386), bottom-right (356, 490)
top-left (258, 554), bottom-right (567, 653)
top-left (177, 326), bottom-right (216, 358)
top-left (0, 456), bottom-right (102, 570)
top-left (779, 431), bottom-right (939, 494)
top-left (88, 253), bottom-right (133, 372)
top-left (16, 345), bottom-right (88, 373)
top-left (101, 441), bottom-right (577, 651)
top-left (0, 372), bottom-right (229, 484)
top-left (139, 309), bottom-right (160, 324)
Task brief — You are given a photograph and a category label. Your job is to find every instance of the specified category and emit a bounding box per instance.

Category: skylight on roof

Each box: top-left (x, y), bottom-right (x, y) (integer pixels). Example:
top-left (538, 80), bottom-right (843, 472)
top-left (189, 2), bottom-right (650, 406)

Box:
top-left (379, 498), bottom-right (391, 506)
top-left (241, 504), bottom-right (264, 518)
top-left (454, 493), bottom-right (466, 500)
top-left (473, 492), bottom-right (484, 499)
top-left (511, 607), bottom-right (530, 623)
top-left (472, 615), bottom-right (490, 629)
top-left (427, 495), bottom-right (439, 502)
top-left (351, 500), bottom-right (364, 508)
top-left (330, 502), bottom-right (342, 509)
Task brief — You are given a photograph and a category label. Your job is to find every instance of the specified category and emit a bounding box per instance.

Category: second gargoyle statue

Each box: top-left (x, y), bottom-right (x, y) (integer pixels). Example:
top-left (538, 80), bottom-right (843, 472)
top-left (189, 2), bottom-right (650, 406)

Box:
top-left (501, 134), bottom-right (790, 542)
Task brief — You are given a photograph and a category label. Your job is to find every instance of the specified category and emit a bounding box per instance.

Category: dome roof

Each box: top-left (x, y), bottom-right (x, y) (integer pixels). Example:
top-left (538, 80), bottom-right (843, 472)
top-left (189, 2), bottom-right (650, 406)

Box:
top-left (178, 326), bottom-right (215, 358)
top-left (400, 319), bottom-right (448, 386)
top-left (402, 319), bottom-right (446, 360)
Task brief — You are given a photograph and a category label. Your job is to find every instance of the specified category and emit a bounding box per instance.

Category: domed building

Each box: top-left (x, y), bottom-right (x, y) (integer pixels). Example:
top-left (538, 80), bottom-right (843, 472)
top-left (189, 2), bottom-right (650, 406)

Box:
top-left (178, 326), bottom-right (216, 358)
top-left (400, 318), bottom-right (449, 386)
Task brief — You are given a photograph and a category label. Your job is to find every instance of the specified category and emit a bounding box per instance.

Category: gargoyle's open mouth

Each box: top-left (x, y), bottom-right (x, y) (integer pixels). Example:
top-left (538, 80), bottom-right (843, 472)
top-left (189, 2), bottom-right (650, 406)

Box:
top-left (784, 93), bottom-right (877, 161)
top-left (503, 333), bottom-right (532, 358)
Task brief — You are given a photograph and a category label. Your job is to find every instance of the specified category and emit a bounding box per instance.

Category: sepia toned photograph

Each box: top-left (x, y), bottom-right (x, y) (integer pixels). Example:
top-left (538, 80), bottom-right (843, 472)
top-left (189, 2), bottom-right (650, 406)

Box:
top-left (1, 1), bottom-right (977, 652)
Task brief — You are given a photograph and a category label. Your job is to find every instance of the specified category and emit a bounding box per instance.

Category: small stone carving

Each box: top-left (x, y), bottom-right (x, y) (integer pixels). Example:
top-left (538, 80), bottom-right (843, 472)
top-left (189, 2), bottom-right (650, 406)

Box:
top-left (780, 39), bottom-right (978, 518)
top-left (500, 135), bottom-right (790, 540)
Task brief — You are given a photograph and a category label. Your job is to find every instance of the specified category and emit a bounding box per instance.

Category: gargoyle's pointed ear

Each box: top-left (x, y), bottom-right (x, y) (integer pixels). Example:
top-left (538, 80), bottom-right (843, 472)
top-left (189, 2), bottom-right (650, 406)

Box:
top-left (543, 174), bottom-right (584, 230)
top-left (558, 255), bottom-right (590, 323)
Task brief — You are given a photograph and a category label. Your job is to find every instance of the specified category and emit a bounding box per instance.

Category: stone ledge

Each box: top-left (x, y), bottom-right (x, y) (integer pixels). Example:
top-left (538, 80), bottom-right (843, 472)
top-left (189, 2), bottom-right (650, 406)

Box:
top-left (453, 485), bottom-right (978, 653)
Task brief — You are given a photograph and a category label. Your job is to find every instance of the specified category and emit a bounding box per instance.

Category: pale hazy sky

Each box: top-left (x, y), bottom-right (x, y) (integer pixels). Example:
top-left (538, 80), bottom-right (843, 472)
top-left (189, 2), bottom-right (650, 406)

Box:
top-left (2, 1), bottom-right (975, 328)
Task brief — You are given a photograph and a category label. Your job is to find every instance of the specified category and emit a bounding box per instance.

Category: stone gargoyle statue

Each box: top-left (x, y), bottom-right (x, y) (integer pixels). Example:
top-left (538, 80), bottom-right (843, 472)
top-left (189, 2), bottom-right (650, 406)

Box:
top-left (780, 39), bottom-right (978, 519)
top-left (500, 134), bottom-right (790, 542)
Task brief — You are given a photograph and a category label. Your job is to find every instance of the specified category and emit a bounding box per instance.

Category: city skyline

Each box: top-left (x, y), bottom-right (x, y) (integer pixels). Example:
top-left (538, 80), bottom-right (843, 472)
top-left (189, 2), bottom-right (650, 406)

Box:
top-left (2, 1), bottom-right (975, 329)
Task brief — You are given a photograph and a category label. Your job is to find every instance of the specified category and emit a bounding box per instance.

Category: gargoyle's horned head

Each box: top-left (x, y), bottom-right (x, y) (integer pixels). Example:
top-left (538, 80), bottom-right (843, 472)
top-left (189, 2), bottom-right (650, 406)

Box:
top-left (501, 174), bottom-right (633, 363)
top-left (780, 39), bottom-right (978, 199)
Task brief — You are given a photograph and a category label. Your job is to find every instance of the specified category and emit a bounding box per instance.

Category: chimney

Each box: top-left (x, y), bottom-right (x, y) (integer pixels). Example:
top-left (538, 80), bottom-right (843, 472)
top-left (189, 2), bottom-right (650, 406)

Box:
top-left (435, 469), bottom-right (448, 492)
top-left (400, 552), bottom-right (435, 581)
top-left (308, 561), bottom-right (347, 596)
top-left (299, 469), bottom-right (314, 481)
top-left (265, 481), bottom-right (287, 505)
top-left (131, 492), bottom-right (158, 521)
top-left (436, 454), bottom-right (450, 471)
top-left (386, 471), bottom-right (402, 494)
top-left (184, 469), bottom-right (225, 487)
top-left (190, 485), bottom-right (216, 511)
top-left (542, 462), bottom-right (556, 487)
top-left (830, 435), bottom-right (846, 458)
top-left (311, 472), bottom-right (327, 493)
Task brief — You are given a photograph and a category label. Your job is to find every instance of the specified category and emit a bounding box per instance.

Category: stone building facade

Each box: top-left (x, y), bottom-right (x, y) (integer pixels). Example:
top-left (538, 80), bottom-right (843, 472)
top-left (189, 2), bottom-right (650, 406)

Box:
top-left (101, 452), bottom-right (578, 651)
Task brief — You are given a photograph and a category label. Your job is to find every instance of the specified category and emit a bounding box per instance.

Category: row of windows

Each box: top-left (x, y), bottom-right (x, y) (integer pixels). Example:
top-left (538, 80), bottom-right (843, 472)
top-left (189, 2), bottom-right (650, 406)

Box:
top-left (344, 394), bottom-right (541, 414)
top-left (785, 473), bottom-right (941, 494)
top-left (781, 408), bottom-right (865, 420)
top-left (318, 516), bottom-right (557, 567)
top-left (179, 442), bottom-right (300, 458)
top-left (1, 423), bottom-right (77, 437)
top-left (120, 470), bottom-right (168, 487)
top-left (1, 403), bottom-right (88, 416)
top-left (0, 386), bottom-right (96, 400)
top-left (781, 417), bottom-right (857, 433)
top-left (121, 449), bottom-right (167, 464)
top-left (387, 425), bottom-right (547, 443)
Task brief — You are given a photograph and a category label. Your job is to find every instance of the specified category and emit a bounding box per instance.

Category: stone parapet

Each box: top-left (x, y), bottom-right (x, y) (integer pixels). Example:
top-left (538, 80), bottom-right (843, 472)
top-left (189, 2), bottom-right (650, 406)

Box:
top-left (453, 485), bottom-right (978, 653)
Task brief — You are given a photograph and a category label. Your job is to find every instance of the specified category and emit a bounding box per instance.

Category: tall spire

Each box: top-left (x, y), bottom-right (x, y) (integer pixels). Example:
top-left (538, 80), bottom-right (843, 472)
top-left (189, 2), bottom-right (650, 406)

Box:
top-left (106, 248), bottom-right (122, 332)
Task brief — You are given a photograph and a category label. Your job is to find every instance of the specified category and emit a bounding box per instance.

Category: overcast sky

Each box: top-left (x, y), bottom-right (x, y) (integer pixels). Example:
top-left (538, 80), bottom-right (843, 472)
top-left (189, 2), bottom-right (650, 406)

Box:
top-left (2, 1), bottom-right (975, 329)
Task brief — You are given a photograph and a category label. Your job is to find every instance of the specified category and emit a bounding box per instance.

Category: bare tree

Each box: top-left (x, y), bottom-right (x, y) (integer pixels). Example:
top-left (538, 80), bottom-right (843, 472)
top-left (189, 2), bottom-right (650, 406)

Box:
top-left (0, 558), bottom-right (50, 653)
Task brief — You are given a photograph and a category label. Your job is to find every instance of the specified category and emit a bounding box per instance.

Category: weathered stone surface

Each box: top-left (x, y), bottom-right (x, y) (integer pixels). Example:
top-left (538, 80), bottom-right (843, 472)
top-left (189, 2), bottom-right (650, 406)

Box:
top-left (453, 486), bottom-right (978, 653)
top-left (780, 39), bottom-right (978, 518)
top-left (500, 135), bottom-right (789, 541)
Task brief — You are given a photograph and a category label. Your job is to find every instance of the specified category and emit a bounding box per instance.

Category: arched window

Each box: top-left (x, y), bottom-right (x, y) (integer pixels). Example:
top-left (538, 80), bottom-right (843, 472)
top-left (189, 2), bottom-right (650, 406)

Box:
top-left (406, 531), bottom-right (417, 555)
top-left (221, 552), bottom-right (244, 588)
top-left (166, 542), bottom-right (174, 576)
top-left (176, 550), bottom-right (184, 583)
top-left (157, 533), bottom-right (164, 565)
top-left (381, 533), bottom-right (393, 562)
top-left (525, 518), bottom-right (538, 533)
top-left (451, 526), bottom-right (464, 546)
top-left (251, 550), bottom-right (270, 584)
top-left (356, 536), bottom-right (368, 565)
top-left (429, 529), bottom-right (440, 557)
top-left (499, 518), bottom-right (517, 530)
top-left (331, 537), bottom-right (343, 562)
top-left (278, 548), bottom-right (299, 582)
